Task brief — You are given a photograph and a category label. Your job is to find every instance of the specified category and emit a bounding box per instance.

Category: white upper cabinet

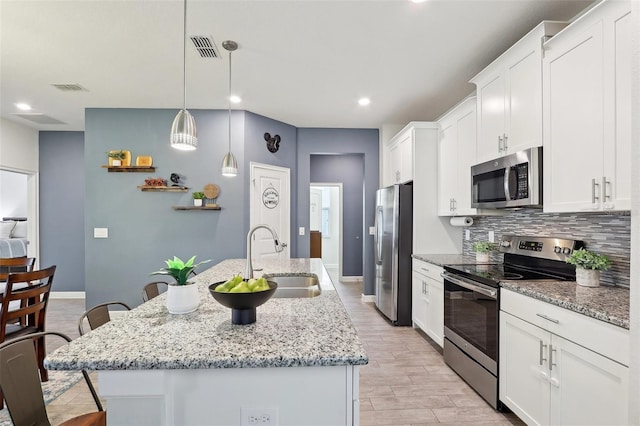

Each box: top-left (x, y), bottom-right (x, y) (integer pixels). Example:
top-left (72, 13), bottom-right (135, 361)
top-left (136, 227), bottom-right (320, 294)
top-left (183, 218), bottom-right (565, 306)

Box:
top-left (383, 122), bottom-right (436, 187)
top-left (437, 97), bottom-right (478, 216)
top-left (471, 21), bottom-right (568, 163)
top-left (543, 0), bottom-right (631, 213)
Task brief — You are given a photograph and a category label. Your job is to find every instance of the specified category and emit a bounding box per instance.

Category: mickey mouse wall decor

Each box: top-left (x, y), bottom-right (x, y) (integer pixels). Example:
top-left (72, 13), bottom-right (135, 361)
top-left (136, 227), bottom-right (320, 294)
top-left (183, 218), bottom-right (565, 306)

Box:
top-left (264, 133), bottom-right (281, 153)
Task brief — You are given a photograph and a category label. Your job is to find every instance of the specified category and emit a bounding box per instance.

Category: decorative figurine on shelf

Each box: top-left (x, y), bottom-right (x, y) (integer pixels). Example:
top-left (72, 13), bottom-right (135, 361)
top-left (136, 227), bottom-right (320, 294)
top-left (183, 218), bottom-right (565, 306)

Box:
top-left (170, 173), bottom-right (184, 187)
top-left (264, 133), bottom-right (281, 153)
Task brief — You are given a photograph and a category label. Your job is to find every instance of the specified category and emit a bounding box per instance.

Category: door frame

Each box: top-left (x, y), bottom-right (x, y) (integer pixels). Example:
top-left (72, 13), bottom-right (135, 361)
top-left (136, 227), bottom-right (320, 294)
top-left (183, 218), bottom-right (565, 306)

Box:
top-left (249, 162), bottom-right (291, 259)
top-left (309, 182), bottom-right (343, 280)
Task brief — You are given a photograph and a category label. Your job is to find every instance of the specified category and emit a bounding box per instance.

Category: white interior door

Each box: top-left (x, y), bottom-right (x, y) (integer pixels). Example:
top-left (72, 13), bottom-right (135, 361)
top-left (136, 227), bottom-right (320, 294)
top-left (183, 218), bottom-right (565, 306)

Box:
top-left (310, 183), bottom-right (342, 279)
top-left (250, 162), bottom-right (290, 262)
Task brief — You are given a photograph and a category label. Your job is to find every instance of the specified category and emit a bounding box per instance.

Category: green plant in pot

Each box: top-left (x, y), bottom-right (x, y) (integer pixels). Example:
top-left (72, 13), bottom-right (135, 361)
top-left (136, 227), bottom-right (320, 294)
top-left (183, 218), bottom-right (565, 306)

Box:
top-left (107, 150), bottom-right (126, 166)
top-left (192, 191), bottom-right (205, 207)
top-left (151, 256), bottom-right (211, 314)
top-left (565, 248), bottom-right (610, 287)
top-left (472, 241), bottom-right (493, 263)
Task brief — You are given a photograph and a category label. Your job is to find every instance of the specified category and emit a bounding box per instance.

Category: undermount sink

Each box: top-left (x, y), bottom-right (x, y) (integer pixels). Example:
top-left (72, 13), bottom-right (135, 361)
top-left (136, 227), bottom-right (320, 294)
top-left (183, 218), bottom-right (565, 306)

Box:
top-left (265, 275), bottom-right (321, 298)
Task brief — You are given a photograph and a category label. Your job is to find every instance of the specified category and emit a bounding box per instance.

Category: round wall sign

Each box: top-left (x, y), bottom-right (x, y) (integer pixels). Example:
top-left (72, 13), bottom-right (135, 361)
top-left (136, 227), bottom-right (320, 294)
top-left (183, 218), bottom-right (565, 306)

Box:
top-left (262, 187), bottom-right (279, 209)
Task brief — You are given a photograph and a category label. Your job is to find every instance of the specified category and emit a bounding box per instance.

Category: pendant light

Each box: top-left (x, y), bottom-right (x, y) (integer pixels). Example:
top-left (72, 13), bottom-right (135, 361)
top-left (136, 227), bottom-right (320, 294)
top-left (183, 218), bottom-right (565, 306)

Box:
top-left (221, 40), bottom-right (238, 177)
top-left (170, 0), bottom-right (197, 151)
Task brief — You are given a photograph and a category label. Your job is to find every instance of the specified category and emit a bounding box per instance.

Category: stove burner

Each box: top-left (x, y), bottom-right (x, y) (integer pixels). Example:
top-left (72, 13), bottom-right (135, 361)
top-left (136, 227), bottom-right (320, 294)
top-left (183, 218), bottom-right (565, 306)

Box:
top-left (501, 272), bottom-right (524, 280)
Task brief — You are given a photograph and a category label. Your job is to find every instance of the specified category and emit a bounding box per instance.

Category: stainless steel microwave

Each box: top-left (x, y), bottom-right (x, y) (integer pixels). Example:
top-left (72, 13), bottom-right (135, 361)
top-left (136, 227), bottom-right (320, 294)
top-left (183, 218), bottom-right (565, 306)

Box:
top-left (471, 147), bottom-right (542, 209)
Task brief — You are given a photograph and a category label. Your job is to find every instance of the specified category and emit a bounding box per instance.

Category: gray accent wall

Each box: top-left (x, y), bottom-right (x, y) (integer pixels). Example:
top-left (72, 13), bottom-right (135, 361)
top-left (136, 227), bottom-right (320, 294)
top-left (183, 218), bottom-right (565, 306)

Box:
top-left (39, 131), bottom-right (85, 291)
top-left (310, 154), bottom-right (364, 276)
top-left (83, 108), bottom-right (297, 308)
top-left (297, 128), bottom-right (379, 295)
top-left (464, 209), bottom-right (631, 287)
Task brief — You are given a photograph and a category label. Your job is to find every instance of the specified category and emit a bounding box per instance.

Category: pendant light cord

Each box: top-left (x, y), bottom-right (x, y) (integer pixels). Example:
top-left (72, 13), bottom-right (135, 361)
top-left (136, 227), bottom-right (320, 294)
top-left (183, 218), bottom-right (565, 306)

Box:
top-left (182, 0), bottom-right (187, 110)
top-left (228, 48), bottom-right (232, 152)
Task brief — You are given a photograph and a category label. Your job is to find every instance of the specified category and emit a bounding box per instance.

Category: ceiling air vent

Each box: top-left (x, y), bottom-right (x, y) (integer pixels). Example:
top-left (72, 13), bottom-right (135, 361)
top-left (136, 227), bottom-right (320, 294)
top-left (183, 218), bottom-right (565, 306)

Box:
top-left (51, 83), bottom-right (88, 92)
top-left (12, 113), bottom-right (66, 124)
top-left (190, 36), bottom-right (221, 59)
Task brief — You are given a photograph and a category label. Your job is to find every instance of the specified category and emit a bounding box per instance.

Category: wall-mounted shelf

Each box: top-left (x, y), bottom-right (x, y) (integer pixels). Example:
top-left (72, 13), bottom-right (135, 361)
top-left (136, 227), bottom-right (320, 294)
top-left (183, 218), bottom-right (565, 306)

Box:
top-left (172, 205), bottom-right (222, 211)
top-left (102, 165), bottom-right (156, 173)
top-left (137, 186), bottom-right (189, 192)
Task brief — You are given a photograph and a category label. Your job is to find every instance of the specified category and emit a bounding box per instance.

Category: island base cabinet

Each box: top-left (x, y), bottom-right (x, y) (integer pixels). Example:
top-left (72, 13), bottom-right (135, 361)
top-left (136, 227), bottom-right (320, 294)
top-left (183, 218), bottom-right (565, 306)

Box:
top-left (500, 312), bottom-right (628, 425)
top-left (99, 365), bottom-right (360, 426)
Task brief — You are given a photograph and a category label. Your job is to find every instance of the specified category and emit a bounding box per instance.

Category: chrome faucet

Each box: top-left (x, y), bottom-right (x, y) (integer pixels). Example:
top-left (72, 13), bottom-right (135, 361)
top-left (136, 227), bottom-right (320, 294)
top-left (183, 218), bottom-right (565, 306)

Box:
top-left (244, 224), bottom-right (286, 279)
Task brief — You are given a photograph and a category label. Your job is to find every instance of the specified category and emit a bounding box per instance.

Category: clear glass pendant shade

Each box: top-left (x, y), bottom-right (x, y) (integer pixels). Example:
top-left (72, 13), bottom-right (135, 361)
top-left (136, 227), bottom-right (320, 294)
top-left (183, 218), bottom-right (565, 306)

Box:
top-left (170, 109), bottom-right (198, 151)
top-left (221, 151), bottom-right (238, 176)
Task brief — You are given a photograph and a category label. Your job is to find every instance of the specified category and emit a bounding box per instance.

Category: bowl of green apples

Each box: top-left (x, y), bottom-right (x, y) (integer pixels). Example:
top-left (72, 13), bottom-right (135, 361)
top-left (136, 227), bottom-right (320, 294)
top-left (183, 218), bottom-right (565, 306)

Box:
top-left (209, 275), bottom-right (277, 324)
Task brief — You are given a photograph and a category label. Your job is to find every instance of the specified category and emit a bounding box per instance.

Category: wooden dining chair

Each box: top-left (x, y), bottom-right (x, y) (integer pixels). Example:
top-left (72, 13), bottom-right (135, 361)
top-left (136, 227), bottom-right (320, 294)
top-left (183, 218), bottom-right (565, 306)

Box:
top-left (0, 331), bottom-right (106, 426)
top-left (78, 301), bottom-right (131, 336)
top-left (0, 265), bottom-right (56, 409)
top-left (0, 256), bottom-right (36, 281)
top-left (141, 281), bottom-right (169, 302)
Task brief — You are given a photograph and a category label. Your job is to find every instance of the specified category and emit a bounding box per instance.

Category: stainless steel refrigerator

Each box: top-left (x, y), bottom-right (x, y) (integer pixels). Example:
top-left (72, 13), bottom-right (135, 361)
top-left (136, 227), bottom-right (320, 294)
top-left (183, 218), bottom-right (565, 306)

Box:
top-left (374, 184), bottom-right (413, 325)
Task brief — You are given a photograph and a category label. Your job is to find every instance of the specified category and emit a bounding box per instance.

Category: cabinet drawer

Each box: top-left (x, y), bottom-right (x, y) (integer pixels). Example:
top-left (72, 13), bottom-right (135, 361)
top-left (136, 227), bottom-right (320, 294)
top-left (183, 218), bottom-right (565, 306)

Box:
top-left (412, 259), bottom-right (443, 282)
top-left (501, 289), bottom-right (629, 366)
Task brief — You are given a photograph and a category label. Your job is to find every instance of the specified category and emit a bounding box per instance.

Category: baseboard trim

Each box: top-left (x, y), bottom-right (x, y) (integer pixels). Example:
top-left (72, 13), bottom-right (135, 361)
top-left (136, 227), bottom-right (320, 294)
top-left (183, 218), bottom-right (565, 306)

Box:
top-left (50, 291), bottom-right (85, 299)
top-left (361, 294), bottom-right (376, 303)
top-left (341, 276), bottom-right (363, 282)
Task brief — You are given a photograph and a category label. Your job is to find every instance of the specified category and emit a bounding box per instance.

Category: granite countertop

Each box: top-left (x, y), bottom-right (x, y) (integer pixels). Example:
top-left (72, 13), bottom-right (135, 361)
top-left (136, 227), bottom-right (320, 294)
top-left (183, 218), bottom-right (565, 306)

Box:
top-left (45, 258), bottom-right (368, 371)
top-left (501, 280), bottom-right (630, 329)
top-left (412, 253), bottom-right (477, 266)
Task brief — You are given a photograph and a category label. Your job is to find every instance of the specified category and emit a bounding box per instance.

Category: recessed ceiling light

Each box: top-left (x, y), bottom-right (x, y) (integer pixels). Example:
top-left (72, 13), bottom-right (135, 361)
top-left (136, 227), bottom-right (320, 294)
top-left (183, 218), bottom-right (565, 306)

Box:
top-left (409, 0), bottom-right (427, 3)
top-left (230, 95), bottom-right (242, 104)
top-left (15, 103), bottom-right (32, 111)
top-left (358, 98), bottom-right (371, 106)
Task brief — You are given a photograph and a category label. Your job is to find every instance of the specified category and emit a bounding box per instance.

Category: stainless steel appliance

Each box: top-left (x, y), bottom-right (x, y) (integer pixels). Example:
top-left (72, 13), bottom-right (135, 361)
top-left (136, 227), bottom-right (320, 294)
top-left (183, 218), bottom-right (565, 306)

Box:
top-left (441, 235), bottom-right (583, 409)
top-left (471, 147), bottom-right (542, 209)
top-left (374, 184), bottom-right (413, 325)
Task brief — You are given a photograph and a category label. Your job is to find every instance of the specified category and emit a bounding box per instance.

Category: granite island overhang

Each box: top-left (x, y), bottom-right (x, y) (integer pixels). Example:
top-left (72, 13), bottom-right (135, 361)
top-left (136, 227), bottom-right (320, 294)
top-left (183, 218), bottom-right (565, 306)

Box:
top-left (45, 258), bottom-right (368, 426)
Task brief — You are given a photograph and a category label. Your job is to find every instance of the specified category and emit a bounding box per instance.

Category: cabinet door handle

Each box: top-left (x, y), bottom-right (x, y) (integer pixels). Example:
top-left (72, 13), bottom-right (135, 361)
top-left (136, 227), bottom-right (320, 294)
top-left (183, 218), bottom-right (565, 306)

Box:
top-left (539, 340), bottom-right (547, 366)
top-left (453, 199), bottom-right (457, 211)
top-left (602, 176), bottom-right (611, 201)
top-left (396, 170), bottom-right (400, 182)
top-left (592, 178), bottom-right (600, 204)
top-left (421, 267), bottom-right (430, 273)
top-left (536, 313), bottom-right (559, 324)
top-left (498, 135), bottom-right (504, 153)
top-left (503, 133), bottom-right (508, 151)
top-left (549, 344), bottom-right (557, 371)
top-left (549, 377), bottom-right (560, 388)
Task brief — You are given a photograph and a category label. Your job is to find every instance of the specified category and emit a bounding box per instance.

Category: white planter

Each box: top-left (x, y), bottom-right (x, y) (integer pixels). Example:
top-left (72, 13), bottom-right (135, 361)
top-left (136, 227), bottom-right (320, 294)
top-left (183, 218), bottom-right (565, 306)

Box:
top-left (166, 283), bottom-right (200, 314)
top-left (112, 159), bottom-right (121, 166)
top-left (193, 199), bottom-right (203, 207)
top-left (576, 268), bottom-right (600, 287)
top-left (475, 252), bottom-right (490, 263)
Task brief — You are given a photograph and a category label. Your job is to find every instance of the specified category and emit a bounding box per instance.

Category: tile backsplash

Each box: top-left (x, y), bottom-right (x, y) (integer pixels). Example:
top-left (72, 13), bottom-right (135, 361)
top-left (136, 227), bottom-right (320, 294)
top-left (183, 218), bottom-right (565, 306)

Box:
top-left (463, 209), bottom-right (630, 287)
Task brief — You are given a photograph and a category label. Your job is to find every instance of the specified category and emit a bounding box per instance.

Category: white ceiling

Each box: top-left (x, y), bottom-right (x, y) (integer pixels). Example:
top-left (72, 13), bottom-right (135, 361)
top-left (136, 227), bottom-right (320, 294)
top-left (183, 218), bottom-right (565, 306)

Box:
top-left (0, 0), bottom-right (595, 131)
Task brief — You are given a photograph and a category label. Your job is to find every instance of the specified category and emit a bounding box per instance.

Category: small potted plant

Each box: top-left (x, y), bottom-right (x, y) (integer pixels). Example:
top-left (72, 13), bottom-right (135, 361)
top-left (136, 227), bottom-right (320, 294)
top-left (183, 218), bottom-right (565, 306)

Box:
top-left (472, 241), bottom-right (494, 263)
top-left (107, 150), bottom-right (126, 167)
top-left (565, 248), bottom-right (611, 287)
top-left (192, 191), bottom-right (205, 207)
top-left (151, 256), bottom-right (211, 314)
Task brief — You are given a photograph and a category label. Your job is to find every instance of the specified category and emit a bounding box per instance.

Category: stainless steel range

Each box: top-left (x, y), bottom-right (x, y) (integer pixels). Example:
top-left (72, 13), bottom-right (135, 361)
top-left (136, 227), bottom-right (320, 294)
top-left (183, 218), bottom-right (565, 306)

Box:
top-left (441, 235), bottom-right (584, 409)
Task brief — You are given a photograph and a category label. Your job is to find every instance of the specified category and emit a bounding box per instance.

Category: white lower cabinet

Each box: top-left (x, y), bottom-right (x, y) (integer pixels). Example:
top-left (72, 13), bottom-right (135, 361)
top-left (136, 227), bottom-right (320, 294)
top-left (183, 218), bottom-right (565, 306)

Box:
top-left (500, 289), bottom-right (629, 425)
top-left (412, 259), bottom-right (444, 347)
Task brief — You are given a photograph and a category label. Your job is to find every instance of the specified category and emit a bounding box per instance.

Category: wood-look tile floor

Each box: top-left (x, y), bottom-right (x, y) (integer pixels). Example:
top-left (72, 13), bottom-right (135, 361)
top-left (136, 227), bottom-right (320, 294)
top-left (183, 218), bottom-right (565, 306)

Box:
top-left (42, 273), bottom-right (525, 425)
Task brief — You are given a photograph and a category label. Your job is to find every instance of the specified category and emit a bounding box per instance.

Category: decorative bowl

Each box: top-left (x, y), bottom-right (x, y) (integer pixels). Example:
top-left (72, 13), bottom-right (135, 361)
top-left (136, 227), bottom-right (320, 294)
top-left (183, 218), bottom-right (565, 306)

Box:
top-left (208, 280), bottom-right (277, 324)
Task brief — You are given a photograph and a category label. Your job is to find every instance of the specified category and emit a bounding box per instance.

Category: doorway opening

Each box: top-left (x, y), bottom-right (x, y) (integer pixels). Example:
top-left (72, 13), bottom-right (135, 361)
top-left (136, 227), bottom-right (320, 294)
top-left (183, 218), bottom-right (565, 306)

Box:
top-left (309, 183), bottom-right (343, 281)
top-left (0, 168), bottom-right (39, 262)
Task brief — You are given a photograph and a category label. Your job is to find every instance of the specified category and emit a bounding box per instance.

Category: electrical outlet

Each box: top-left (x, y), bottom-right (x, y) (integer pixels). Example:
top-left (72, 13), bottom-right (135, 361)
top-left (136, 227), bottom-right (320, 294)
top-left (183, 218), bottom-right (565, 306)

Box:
top-left (93, 227), bottom-right (108, 238)
top-left (465, 229), bottom-right (470, 241)
top-left (298, 227), bottom-right (305, 236)
top-left (369, 226), bottom-right (375, 236)
top-left (241, 408), bottom-right (278, 426)
top-left (488, 230), bottom-right (495, 243)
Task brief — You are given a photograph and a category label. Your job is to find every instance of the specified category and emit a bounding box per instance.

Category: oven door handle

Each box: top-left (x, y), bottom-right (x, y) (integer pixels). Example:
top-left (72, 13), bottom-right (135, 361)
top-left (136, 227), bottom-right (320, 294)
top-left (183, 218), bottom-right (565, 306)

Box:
top-left (441, 272), bottom-right (497, 299)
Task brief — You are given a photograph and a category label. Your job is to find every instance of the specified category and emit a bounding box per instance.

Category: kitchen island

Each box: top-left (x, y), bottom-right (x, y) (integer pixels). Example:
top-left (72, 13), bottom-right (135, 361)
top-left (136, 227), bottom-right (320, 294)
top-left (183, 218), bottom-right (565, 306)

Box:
top-left (45, 258), bottom-right (368, 426)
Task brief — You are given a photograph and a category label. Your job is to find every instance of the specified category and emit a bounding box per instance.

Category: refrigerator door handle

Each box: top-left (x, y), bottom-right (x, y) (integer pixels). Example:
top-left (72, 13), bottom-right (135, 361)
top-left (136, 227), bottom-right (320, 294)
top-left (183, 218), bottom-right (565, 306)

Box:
top-left (374, 205), bottom-right (383, 265)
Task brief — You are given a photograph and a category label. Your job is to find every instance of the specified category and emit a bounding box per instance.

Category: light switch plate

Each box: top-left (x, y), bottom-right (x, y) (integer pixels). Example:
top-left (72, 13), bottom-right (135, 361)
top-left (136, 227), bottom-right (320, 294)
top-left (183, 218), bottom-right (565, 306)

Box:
top-left (94, 228), bottom-right (108, 238)
top-left (369, 226), bottom-right (375, 235)
top-left (298, 227), bottom-right (305, 236)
